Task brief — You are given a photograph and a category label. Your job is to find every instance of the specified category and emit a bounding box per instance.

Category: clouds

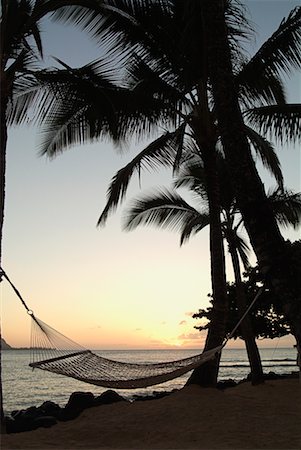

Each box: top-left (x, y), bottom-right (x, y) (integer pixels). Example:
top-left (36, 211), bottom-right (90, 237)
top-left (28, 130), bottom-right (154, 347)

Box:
top-left (177, 331), bottom-right (206, 348)
top-left (178, 332), bottom-right (200, 341)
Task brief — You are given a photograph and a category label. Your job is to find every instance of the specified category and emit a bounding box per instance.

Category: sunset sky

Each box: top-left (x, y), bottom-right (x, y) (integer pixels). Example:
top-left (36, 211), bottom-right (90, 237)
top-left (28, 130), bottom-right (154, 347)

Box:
top-left (1, 0), bottom-right (300, 350)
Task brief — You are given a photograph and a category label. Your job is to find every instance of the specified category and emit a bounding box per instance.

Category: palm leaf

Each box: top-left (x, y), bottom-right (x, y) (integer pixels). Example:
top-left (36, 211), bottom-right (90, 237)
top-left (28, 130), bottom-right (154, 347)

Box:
top-left (50, 0), bottom-right (172, 54)
top-left (30, 21), bottom-right (43, 57)
top-left (180, 214), bottom-right (210, 246)
top-left (126, 54), bottom-right (188, 109)
top-left (124, 187), bottom-right (209, 242)
top-left (244, 104), bottom-right (301, 145)
top-left (237, 69), bottom-right (286, 107)
top-left (238, 7), bottom-right (301, 88)
top-left (33, 62), bottom-right (126, 155)
top-left (97, 127), bottom-right (186, 226)
top-left (245, 126), bottom-right (283, 189)
top-left (174, 157), bottom-right (208, 201)
top-left (224, 0), bottom-right (254, 66)
top-left (235, 232), bottom-right (251, 271)
top-left (268, 187), bottom-right (301, 229)
top-left (172, 122), bottom-right (188, 174)
top-left (18, 56), bottom-right (179, 155)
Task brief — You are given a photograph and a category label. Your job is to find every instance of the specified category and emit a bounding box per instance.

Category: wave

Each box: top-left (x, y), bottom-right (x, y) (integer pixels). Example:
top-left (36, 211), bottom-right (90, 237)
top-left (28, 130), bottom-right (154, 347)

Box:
top-left (261, 358), bottom-right (295, 362)
top-left (221, 363), bottom-right (296, 368)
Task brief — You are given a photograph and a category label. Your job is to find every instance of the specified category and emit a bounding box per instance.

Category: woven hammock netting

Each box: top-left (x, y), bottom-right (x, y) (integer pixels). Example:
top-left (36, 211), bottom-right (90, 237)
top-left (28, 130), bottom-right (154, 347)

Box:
top-left (29, 315), bottom-right (222, 389)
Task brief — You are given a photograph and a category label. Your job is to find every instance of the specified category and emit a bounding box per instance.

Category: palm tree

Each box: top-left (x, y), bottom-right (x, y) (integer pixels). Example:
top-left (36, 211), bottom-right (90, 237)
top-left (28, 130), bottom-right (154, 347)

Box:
top-left (1, 0), bottom-right (51, 430)
top-left (13, 1), bottom-right (238, 385)
top-left (92, 5), bottom-right (299, 385)
top-left (0, 0), bottom-right (122, 430)
top-left (200, 1), bottom-right (301, 354)
top-left (13, 2), bottom-right (301, 385)
top-left (1, 0), bottom-right (106, 258)
top-left (0, 2), bottom-right (178, 427)
top-left (123, 155), bottom-right (301, 382)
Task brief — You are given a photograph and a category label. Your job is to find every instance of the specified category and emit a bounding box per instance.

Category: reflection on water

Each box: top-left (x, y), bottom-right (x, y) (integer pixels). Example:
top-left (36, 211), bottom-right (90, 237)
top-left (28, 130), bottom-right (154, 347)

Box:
top-left (2, 347), bottom-right (297, 413)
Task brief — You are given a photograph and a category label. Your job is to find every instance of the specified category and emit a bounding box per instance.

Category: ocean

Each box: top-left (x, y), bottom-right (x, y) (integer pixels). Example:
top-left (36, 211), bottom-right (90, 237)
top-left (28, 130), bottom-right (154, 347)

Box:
top-left (2, 347), bottom-right (298, 414)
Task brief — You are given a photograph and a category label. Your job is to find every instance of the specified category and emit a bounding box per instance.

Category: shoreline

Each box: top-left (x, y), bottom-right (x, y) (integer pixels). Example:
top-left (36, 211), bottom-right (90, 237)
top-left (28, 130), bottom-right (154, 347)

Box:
top-left (2, 378), bottom-right (301, 449)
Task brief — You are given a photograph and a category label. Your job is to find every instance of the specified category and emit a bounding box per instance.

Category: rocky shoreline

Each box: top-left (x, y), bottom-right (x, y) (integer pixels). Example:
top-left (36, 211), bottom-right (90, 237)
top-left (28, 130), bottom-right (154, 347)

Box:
top-left (4, 370), bottom-right (299, 434)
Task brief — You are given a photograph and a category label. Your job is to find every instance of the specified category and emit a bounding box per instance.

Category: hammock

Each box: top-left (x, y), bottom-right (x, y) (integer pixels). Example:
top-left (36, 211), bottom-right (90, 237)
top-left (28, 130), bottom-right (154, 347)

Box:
top-left (1, 269), bottom-right (263, 389)
top-left (29, 315), bottom-right (223, 389)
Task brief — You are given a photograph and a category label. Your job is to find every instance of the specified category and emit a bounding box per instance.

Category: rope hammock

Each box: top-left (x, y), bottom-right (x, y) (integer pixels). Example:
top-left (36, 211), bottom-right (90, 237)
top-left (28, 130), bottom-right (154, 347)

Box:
top-left (1, 269), bottom-right (263, 389)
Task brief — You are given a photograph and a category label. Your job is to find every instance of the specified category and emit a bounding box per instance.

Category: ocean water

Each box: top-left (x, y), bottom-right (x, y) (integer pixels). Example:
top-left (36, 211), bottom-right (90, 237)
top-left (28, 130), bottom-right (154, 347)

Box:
top-left (2, 347), bottom-right (298, 414)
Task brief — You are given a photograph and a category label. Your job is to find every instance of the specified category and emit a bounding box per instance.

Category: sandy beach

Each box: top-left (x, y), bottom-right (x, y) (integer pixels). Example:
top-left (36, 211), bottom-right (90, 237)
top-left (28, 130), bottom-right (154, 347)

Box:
top-left (2, 379), bottom-right (300, 449)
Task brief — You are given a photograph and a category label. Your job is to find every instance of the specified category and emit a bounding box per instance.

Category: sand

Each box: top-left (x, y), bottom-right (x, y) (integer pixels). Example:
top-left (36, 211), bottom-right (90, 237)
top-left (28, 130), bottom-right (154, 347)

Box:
top-left (2, 379), bottom-right (301, 449)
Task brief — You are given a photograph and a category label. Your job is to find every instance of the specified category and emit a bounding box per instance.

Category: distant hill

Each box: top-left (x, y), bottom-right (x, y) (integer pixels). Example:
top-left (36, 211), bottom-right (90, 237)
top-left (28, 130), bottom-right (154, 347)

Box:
top-left (1, 337), bottom-right (12, 350)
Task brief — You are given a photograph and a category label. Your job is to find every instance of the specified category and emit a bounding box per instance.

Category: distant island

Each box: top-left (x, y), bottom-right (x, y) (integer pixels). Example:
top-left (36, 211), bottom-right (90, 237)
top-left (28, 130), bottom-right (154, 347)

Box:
top-left (0, 338), bottom-right (52, 350)
top-left (1, 337), bottom-right (12, 350)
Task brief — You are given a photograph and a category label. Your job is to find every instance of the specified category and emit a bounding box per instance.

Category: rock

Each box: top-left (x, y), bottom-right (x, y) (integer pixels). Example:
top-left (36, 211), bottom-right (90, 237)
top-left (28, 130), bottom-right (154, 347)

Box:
top-left (17, 406), bottom-right (40, 421)
top-left (65, 391), bottom-right (95, 411)
top-left (33, 416), bottom-right (57, 428)
top-left (6, 401), bottom-right (61, 433)
top-left (132, 390), bottom-right (176, 402)
top-left (95, 390), bottom-right (126, 406)
top-left (60, 391), bottom-right (95, 421)
top-left (5, 415), bottom-right (39, 434)
top-left (39, 401), bottom-right (61, 419)
top-left (11, 409), bottom-right (25, 420)
top-left (264, 371), bottom-right (279, 380)
top-left (59, 408), bottom-right (81, 421)
top-left (217, 379), bottom-right (237, 390)
top-left (5, 417), bottom-right (20, 434)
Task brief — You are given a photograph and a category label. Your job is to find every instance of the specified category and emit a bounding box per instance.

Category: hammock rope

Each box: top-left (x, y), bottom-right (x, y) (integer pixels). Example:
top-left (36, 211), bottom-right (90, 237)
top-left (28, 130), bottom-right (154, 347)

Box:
top-left (0, 268), bottom-right (263, 389)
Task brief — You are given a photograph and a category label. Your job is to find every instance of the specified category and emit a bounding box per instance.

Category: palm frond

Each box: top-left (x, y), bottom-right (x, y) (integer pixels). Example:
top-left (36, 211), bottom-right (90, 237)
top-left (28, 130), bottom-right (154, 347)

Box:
top-left (30, 21), bottom-right (43, 57)
top-left (223, 224), bottom-right (251, 271)
top-left (237, 69), bottom-right (286, 107)
top-left (244, 104), bottom-right (301, 145)
top-left (7, 51), bottom-right (58, 125)
top-left (50, 0), bottom-right (172, 55)
top-left (32, 63), bottom-right (126, 155)
top-left (174, 157), bottom-right (208, 201)
top-left (8, 55), bottom-right (122, 125)
top-left (180, 214), bottom-right (210, 245)
top-left (97, 128), bottom-right (185, 226)
top-left (268, 187), bottom-right (301, 229)
top-left (126, 54), bottom-right (188, 109)
top-left (245, 126), bottom-right (283, 189)
top-left (12, 56), bottom-right (180, 155)
top-left (238, 7), bottom-right (301, 85)
top-left (5, 48), bottom-right (35, 84)
top-left (123, 187), bottom-right (209, 241)
top-left (224, 0), bottom-right (254, 67)
top-left (235, 233), bottom-right (251, 270)
top-left (172, 122), bottom-right (187, 173)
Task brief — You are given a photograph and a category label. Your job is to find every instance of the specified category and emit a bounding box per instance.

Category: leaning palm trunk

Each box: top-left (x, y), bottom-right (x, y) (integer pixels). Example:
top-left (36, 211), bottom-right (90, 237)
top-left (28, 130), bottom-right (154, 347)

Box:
top-left (187, 146), bottom-right (228, 386)
top-left (0, 90), bottom-right (8, 432)
top-left (228, 239), bottom-right (264, 384)
top-left (201, 1), bottom-right (301, 343)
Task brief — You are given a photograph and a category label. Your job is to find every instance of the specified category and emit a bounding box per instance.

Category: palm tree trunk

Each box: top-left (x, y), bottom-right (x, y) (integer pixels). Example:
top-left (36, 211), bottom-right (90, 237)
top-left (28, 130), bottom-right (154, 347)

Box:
top-left (228, 240), bottom-right (264, 384)
top-left (0, 89), bottom-right (7, 433)
top-left (201, 1), bottom-right (300, 339)
top-left (187, 146), bottom-right (228, 386)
